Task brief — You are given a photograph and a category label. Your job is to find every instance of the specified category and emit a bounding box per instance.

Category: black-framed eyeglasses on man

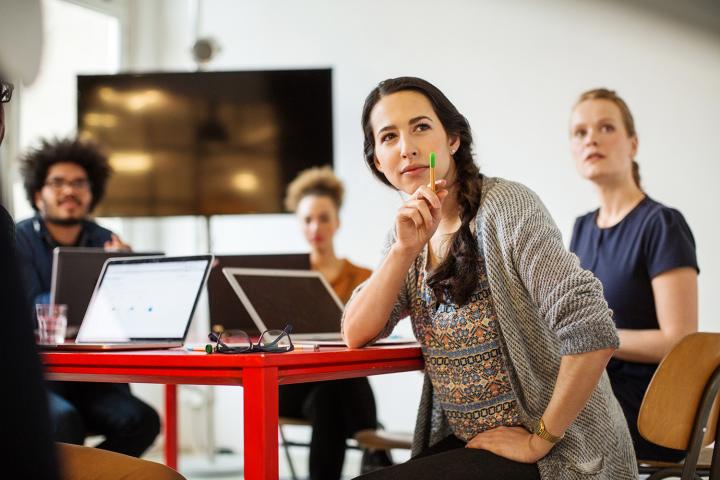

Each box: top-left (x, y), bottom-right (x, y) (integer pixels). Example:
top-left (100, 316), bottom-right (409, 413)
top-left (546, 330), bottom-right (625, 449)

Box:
top-left (208, 324), bottom-right (294, 354)
top-left (0, 80), bottom-right (13, 104)
top-left (44, 178), bottom-right (91, 192)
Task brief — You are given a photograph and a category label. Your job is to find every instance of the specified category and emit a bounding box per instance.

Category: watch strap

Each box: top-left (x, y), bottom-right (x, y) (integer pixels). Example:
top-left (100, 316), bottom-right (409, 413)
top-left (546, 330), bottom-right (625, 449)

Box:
top-left (533, 417), bottom-right (563, 444)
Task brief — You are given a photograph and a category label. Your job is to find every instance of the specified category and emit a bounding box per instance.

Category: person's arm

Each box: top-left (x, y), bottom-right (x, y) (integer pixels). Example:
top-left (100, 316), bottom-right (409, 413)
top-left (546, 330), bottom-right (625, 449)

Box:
top-left (343, 244), bottom-right (417, 348)
top-left (343, 182), bottom-right (447, 348)
top-left (103, 233), bottom-right (132, 252)
top-left (615, 266), bottom-right (698, 363)
top-left (467, 183), bottom-right (618, 461)
top-left (0, 207), bottom-right (60, 479)
top-left (467, 347), bottom-right (614, 462)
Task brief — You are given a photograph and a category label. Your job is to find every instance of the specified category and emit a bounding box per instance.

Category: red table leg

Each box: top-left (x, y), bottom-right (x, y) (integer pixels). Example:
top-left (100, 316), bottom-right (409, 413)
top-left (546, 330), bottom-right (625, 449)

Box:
top-left (243, 367), bottom-right (279, 480)
top-left (164, 384), bottom-right (178, 470)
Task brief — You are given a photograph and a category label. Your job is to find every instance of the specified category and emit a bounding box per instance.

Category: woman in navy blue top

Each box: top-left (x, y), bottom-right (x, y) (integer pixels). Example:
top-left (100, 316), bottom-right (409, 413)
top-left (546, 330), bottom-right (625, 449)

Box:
top-left (569, 88), bottom-right (699, 462)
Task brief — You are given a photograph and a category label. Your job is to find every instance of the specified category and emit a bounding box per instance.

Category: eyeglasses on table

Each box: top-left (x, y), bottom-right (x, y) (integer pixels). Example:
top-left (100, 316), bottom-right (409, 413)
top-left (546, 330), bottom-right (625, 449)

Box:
top-left (207, 324), bottom-right (294, 354)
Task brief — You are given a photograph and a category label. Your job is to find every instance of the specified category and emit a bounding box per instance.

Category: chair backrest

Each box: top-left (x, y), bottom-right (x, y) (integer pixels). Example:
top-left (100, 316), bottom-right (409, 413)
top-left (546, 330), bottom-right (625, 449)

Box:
top-left (638, 332), bottom-right (720, 450)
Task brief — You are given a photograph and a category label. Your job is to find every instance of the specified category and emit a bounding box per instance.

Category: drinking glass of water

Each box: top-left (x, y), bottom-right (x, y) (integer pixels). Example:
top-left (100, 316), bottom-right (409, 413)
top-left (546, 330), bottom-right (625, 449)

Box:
top-left (36, 304), bottom-right (68, 344)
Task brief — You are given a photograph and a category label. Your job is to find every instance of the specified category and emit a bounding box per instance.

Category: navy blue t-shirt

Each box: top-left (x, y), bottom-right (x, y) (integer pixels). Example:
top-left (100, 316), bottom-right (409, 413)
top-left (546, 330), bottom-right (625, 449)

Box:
top-left (570, 196), bottom-right (698, 378)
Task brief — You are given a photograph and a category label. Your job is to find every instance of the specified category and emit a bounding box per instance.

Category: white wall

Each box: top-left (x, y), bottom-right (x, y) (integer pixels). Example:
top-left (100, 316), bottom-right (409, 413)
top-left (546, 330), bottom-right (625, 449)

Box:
top-left (135, 0), bottom-right (720, 325)
top-left (116, 0), bottom-right (720, 461)
top-left (116, 0), bottom-right (720, 459)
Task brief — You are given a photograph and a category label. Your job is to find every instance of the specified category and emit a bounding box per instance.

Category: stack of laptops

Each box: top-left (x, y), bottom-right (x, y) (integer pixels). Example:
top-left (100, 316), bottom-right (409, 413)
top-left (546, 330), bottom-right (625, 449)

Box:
top-left (43, 254), bottom-right (213, 350)
top-left (207, 254), bottom-right (310, 334)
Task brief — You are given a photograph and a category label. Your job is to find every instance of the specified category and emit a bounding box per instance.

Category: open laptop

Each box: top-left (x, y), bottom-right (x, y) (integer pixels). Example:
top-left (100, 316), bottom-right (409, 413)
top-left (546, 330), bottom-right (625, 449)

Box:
top-left (43, 255), bottom-right (213, 350)
top-left (207, 254), bottom-right (309, 334)
top-left (222, 267), bottom-right (417, 345)
top-left (51, 247), bottom-right (164, 338)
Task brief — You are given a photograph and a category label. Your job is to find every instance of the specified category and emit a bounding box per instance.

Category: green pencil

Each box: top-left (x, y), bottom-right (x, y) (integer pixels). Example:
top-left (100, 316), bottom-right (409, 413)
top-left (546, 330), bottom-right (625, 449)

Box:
top-left (429, 152), bottom-right (436, 192)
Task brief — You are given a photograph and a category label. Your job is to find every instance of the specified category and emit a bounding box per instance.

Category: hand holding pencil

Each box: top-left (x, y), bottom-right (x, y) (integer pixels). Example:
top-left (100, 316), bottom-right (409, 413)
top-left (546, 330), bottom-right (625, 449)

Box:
top-left (393, 151), bottom-right (448, 255)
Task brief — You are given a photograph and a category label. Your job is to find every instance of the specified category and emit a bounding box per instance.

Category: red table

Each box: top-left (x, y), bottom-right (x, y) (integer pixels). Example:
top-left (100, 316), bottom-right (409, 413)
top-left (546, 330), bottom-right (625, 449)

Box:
top-left (42, 345), bottom-right (423, 479)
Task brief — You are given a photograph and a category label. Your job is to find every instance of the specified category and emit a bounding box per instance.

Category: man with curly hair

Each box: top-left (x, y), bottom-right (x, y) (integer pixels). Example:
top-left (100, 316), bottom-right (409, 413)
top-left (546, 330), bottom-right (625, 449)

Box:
top-left (15, 136), bottom-right (161, 457)
top-left (0, 3), bottom-right (185, 477)
top-left (16, 137), bottom-right (128, 306)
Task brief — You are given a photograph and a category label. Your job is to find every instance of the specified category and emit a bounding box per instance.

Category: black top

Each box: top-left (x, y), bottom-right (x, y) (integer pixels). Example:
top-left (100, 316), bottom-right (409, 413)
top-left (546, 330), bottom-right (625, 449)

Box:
top-left (0, 206), bottom-right (59, 478)
top-left (570, 196), bottom-right (699, 378)
top-left (15, 214), bottom-right (113, 307)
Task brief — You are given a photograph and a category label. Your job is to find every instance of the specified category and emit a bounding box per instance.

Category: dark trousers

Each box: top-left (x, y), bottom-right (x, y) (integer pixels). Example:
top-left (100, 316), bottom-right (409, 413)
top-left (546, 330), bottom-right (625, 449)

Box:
top-left (355, 434), bottom-right (540, 480)
top-left (48, 381), bottom-right (160, 457)
top-left (279, 377), bottom-right (378, 480)
top-left (608, 369), bottom-right (686, 462)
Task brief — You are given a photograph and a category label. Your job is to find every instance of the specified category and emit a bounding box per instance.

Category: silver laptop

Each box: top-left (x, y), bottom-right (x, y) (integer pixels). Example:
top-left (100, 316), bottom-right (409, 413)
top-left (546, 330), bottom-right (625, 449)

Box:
top-left (223, 268), bottom-right (344, 340)
top-left (43, 254), bottom-right (213, 351)
top-left (208, 254), bottom-right (310, 334)
top-left (222, 267), bottom-right (418, 345)
top-left (51, 247), bottom-right (164, 338)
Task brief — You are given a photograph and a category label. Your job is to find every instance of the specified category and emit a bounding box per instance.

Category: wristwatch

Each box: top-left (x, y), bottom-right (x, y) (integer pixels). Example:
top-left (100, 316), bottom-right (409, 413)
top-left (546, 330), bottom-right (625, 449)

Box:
top-left (533, 418), bottom-right (563, 444)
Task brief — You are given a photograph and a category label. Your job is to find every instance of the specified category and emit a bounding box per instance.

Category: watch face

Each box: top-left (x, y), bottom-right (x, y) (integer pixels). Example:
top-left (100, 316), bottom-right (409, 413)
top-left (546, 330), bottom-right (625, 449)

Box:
top-left (534, 419), bottom-right (543, 434)
top-left (534, 418), bottom-right (561, 443)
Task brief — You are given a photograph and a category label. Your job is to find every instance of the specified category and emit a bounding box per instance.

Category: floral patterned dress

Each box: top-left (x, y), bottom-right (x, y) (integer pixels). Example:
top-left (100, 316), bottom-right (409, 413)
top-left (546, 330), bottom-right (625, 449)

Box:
top-left (412, 249), bottom-right (520, 442)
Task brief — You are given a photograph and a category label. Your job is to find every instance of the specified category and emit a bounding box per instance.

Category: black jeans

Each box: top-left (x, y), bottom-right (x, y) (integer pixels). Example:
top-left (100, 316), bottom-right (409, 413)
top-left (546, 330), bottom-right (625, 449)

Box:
top-left (355, 435), bottom-right (541, 480)
top-left (48, 382), bottom-right (160, 457)
top-left (279, 377), bottom-right (378, 480)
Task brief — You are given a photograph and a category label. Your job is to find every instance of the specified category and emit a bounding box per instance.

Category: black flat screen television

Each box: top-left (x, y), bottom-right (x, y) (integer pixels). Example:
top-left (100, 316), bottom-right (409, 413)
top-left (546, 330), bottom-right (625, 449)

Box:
top-left (77, 69), bottom-right (333, 216)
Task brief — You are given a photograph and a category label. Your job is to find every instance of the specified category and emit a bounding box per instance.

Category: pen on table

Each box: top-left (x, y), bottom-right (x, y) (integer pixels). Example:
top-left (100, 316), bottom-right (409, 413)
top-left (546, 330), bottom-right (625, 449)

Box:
top-left (429, 151), bottom-right (436, 192)
top-left (185, 345), bottom-right (213, 353)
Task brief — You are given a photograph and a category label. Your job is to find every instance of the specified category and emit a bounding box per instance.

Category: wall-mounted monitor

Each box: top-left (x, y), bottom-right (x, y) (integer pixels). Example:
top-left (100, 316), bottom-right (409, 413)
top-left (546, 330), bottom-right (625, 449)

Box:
top-left (77, 69), bottom-right (333, 216)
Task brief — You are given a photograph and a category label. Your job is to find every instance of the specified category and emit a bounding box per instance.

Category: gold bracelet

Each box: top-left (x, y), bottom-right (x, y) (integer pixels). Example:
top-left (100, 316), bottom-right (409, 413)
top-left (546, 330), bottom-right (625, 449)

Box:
top-left (533, 417), bottom-right (563, 444)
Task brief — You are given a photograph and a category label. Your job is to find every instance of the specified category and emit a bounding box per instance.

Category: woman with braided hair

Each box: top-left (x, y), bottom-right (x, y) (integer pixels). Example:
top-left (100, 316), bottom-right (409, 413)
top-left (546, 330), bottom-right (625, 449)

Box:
top-left (342, 77), bottom-right (636, 480)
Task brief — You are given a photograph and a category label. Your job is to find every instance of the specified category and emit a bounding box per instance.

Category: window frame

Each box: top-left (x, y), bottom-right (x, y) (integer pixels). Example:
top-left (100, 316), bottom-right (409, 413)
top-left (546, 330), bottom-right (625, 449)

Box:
top-left (0, 0), bottom-right (129, 213)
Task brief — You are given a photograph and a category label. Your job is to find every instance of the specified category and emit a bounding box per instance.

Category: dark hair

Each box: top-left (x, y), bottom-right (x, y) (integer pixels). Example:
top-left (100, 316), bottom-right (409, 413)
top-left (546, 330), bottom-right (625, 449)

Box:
top-left (20, 137), bottom-right (111, 212)
top-left (361, 77), bottom-right (482, 305)
top-left (574, 88), bottom-right (641, 189)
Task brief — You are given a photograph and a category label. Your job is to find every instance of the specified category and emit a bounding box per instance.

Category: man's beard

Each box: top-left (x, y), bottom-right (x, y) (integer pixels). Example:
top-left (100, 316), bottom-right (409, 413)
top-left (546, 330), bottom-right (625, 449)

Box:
top-left (43, 196), bottom-right (88, 226)
top-left (45, 215), bottom-right (84, 226)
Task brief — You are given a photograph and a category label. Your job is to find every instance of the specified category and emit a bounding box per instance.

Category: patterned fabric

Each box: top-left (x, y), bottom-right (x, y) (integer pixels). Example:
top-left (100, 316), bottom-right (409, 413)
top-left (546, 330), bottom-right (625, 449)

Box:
top-left (344, 177), bottom-right (638, 480)
top-left (413, 251), bottom-right (520, 442)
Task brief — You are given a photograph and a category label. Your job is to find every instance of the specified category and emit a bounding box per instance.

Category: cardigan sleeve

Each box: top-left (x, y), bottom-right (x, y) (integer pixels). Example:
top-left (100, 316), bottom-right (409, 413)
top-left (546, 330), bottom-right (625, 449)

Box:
top-left (491, 182), bottom-right (619, 355)
top-left (341, 227), bottom-right (413, 342)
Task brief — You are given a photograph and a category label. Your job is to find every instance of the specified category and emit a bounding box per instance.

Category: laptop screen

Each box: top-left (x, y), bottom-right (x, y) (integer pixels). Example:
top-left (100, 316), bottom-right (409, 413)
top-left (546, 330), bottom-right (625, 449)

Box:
top-left (224, 269), bottom-right (344, 335)
top-left (207, 254), bottom-right (310, 333)
top-left (51, 248), bottom-right (164, 333)
top-left (77, 256), bottom-right (211, 342)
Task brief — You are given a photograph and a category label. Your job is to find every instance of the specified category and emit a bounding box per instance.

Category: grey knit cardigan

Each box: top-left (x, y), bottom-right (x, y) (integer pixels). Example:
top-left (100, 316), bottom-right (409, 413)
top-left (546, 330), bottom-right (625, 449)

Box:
top-left (345, 177), bottom-right (638, 480)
